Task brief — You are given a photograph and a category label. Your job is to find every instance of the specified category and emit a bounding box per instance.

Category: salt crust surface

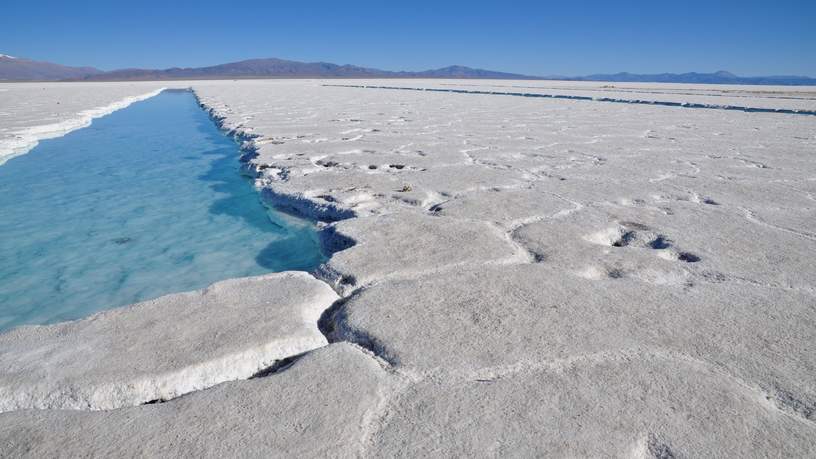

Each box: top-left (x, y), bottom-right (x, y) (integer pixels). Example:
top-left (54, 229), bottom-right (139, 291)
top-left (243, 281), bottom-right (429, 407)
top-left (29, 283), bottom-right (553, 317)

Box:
top-left (0, 272), bottom-right (338, 412)
top-left (1, 79), bottom-right (815, 457)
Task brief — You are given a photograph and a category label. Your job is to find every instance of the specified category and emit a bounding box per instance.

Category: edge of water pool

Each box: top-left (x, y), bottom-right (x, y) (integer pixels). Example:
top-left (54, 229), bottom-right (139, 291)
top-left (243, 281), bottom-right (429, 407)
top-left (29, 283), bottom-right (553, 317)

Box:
top-left (2, 86), bottom-right (342, 332)
top-left (0, 87), bottom-right (168, 166)
top-left (0, 86), bottom-right (361, 412)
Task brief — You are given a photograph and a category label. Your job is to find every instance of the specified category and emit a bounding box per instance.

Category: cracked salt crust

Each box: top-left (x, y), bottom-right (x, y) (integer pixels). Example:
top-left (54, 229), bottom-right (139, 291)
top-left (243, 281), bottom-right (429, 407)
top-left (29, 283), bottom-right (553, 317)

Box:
top-left (1, 79), bottom-right (815, 456)
top-left (0, 272), bottom-right (338, 411)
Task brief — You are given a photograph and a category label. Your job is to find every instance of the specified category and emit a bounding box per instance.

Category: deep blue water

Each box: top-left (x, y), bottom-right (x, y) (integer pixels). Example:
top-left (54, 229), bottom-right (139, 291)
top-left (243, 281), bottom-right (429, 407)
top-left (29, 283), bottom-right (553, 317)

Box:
top-left (0, 90), bottom-right (324, 331)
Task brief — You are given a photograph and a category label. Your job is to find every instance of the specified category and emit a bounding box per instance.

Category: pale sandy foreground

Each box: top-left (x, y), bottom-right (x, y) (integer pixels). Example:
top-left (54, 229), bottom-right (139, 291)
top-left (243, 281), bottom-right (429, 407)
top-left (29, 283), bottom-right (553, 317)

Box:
top-left (0, 80), bottom-right (815, 457)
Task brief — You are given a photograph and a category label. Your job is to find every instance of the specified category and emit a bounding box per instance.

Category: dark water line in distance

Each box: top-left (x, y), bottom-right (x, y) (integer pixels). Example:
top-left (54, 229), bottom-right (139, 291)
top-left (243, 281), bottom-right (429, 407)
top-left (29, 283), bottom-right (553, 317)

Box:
top-left (323, 84), bottom-right (816, 116)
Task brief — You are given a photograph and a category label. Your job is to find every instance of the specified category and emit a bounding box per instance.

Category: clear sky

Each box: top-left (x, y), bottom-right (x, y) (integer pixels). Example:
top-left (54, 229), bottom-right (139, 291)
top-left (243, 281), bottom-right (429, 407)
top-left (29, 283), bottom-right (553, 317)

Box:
top-left (2, 0), bottom-right (814, 76)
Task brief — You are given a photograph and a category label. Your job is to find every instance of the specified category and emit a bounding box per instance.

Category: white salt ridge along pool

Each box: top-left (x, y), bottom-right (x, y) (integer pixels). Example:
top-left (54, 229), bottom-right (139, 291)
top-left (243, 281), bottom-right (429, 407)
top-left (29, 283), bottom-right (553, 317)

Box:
top-left (0, 82), bottom-right (174, 165)
top-left (0, 88), bottom-right (165, 165)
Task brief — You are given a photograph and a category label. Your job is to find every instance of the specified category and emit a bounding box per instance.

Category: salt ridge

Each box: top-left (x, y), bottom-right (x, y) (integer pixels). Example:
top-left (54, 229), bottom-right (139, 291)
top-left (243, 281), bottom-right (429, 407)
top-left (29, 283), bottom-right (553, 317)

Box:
top-left (0, 87), bottom-right (166, 166)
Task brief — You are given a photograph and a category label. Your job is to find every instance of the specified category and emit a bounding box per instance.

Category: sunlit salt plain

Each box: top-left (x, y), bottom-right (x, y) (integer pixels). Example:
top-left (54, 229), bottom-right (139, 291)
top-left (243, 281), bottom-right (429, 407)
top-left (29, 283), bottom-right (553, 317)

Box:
top-left (0, 79), bottom-right (815, 457)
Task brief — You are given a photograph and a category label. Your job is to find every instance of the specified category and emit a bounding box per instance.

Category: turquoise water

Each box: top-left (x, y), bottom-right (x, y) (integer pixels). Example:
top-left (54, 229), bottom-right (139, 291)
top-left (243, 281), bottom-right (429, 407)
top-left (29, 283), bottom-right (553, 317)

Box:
top-left (0, 90), bottom-right (325, 331)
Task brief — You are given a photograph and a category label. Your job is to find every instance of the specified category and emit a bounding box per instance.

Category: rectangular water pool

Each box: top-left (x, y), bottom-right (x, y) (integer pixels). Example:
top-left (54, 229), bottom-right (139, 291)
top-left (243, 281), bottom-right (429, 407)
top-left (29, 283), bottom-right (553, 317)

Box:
top-left (0, 90), bottom-right (325, 331)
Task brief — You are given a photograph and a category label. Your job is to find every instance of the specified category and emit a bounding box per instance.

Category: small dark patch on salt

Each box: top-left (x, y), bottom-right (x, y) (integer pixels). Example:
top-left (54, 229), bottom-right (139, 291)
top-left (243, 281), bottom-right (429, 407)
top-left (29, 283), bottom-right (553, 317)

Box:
top-left (678, 252), bottom-right (701, 263)
top-left (701, 270), bottom-right (727, 282)
top-left (612, 231), bottom-right (637, 247)
top-left (646, 433), bottom-right (676, 459)
top-left (250, 354), bottom-right (306, 379)
top-left (649, 235), bottom-right (672, 250)
top-left (607, 268), bottom-right (625, 279)
top-left (339, 274), bottom-right (357, 286)
top-left (770, 384), bottom-right (816, 421)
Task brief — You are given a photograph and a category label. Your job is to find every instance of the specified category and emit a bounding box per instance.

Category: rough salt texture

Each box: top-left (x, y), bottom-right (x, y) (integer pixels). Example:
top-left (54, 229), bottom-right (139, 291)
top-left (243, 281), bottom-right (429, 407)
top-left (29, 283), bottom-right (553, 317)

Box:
top-left (317, 212), bottom-right (526, 294)
top-left (0, 343), bottom-right (392, 458)
top-left (327, 264), bottom-right (816, 420)
top-left (369, 355), bottom-right (816, 457)
top-left (2, 79), bottom-right (815, 456)
top-left (0, 272), bottom-right (338, 411)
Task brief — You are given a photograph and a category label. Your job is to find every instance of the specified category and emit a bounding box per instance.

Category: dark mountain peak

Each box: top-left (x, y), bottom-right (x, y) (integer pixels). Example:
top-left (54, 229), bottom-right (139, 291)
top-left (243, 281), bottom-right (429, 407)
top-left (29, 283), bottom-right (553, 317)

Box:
top-left (437, 65), bottom-right (473, 71)
top-left (713, 70), bottom-right (737, 78)
top-left (415, 65), bottom-right (533, 79)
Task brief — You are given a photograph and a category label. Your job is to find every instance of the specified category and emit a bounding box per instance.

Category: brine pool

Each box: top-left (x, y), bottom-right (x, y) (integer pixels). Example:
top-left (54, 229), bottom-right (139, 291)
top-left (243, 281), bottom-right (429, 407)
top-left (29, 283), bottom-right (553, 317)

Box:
top-left (0, 90), bottom-right (325, 331)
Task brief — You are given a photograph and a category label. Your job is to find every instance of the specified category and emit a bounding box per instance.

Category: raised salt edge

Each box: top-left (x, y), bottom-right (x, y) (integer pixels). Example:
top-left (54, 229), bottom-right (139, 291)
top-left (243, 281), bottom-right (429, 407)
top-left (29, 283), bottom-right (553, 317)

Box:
top-left (0, 87), bottom-right (166, 166)
top-left (0, 272), bottom-right (339, 412)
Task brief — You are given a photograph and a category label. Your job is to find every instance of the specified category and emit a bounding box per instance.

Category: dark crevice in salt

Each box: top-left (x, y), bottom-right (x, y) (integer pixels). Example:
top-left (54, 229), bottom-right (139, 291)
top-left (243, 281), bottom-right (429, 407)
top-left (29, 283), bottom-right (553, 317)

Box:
top-left (318, 291), bottom-right (397, 366)
top-left (250, 353), bottom-right (309, 379)
top-left (192, 89), bottom-right (390, 378)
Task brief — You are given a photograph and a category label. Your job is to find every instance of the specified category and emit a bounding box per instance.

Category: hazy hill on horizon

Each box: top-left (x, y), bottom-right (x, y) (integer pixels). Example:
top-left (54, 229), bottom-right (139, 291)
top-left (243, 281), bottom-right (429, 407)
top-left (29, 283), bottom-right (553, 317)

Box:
top-left (0, 54), bottom-right (102, 81)
top-left (2, 54), bottom-right (815, 85)
top-left (0, 55), bottom-right (535, 82)
top-left (77, 58), bottom-right (534, 81)
top-left (579, 70), bottom-right (816, 86)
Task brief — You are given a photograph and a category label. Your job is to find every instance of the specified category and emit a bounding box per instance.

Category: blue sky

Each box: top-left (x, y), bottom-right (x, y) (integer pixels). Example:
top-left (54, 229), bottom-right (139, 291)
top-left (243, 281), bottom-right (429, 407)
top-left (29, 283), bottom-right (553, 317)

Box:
top-left (2, 0), bottom-right (814, 76)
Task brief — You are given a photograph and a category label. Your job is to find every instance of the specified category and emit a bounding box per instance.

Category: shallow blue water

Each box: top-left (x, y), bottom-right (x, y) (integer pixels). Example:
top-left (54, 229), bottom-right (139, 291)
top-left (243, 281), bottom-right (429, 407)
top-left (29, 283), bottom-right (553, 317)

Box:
top-left (0, 90), bottom-right (325, 331)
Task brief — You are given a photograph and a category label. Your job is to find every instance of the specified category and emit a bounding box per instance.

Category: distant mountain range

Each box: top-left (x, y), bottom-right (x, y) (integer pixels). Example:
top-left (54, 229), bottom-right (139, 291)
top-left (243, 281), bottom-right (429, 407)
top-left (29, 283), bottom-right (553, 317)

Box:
top-left (1, 54), bottom-right (814, 85)
top-left (0, 54), bottom-right (102, 80)
top-left (0, 55), bottom-right (534, 82)
top-left (79, 60), bottom-right (532, 81)
top-left (577, 70), bottom-right (816, 86)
